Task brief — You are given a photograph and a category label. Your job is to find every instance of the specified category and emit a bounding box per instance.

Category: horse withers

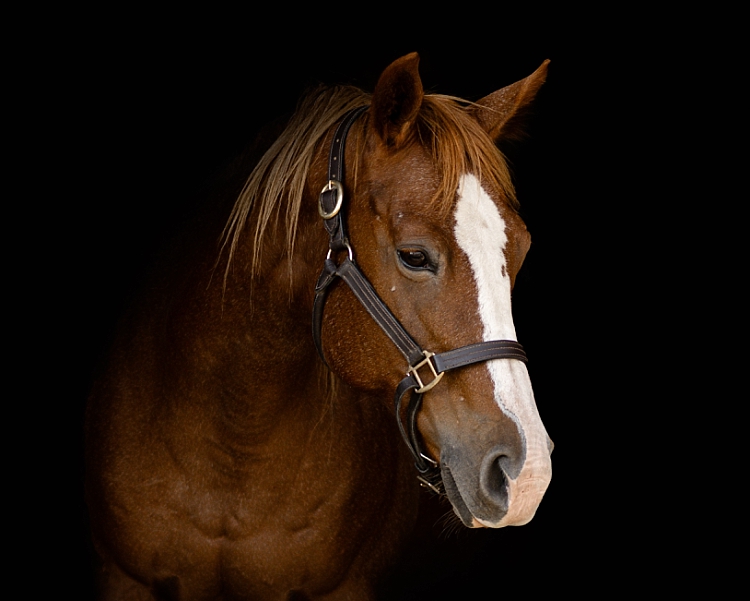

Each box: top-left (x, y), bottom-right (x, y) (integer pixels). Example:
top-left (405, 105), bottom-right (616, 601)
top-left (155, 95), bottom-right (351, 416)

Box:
top-left (86, 52), bottom-right (552, 600)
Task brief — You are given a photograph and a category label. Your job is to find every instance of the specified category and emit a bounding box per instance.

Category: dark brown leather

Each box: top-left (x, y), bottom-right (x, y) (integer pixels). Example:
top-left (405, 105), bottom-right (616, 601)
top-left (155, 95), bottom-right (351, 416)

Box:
top-left (319, 106), bottom-right (368, 252)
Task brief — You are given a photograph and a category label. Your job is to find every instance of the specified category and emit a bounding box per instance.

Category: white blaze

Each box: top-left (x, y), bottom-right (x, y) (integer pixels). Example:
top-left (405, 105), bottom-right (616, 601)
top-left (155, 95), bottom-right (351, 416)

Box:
top-left (454, 174), bottom-right (551, 527)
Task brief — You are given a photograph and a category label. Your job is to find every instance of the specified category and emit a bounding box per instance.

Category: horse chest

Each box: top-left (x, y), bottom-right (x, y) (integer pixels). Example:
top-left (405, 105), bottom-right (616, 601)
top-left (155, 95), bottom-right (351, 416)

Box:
top-left (126, 451), bottom-right (412, 599)
top-left (215, 522), bottom-right (368, 596)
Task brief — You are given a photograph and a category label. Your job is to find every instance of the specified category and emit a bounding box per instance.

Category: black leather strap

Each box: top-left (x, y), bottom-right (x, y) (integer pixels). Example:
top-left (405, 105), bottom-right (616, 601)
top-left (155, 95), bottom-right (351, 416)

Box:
top-left (433, 340), bottom-right (527, 372)
top-left (312, 259), bottom-right (338, 365)
top-left (319, 106), bottom-right (369, 252)
top-left (313, 257), bottom-right (425, 368)
top-left (337, 260), bottom-right (424, 365)
top-left (394, 379), bottom-right (443, 493)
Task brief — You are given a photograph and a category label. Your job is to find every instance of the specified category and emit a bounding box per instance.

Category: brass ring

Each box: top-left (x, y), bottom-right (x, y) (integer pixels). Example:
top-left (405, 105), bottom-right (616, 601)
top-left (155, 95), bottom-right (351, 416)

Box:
top-left (319, 180), bottom-right (344, 219)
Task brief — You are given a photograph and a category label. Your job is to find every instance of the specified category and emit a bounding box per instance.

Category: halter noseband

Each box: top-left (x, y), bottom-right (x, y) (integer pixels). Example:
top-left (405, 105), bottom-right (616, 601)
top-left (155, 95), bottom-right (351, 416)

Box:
top-left (312, 106), bottom-right (528, 494)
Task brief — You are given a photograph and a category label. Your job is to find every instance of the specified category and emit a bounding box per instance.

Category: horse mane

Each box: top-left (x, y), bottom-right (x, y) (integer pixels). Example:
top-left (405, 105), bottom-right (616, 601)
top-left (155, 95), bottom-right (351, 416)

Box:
top-left (220, 84), bottom-right (518, 285)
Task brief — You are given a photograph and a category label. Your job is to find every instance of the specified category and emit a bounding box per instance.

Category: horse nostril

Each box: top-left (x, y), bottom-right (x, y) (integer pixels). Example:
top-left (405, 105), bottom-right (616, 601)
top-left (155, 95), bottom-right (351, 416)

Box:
top-left (479, 449), bottom-right (511, 511)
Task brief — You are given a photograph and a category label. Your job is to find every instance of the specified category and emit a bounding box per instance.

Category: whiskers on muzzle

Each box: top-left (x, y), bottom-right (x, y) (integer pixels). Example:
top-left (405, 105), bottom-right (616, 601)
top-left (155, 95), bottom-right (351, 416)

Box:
top-left (436, 503), bottom-right (469, 540)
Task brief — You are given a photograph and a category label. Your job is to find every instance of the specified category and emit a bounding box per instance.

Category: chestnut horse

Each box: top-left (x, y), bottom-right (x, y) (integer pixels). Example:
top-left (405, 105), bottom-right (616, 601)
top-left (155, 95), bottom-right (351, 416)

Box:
top-left (85, 53), bottom-right (552, 600)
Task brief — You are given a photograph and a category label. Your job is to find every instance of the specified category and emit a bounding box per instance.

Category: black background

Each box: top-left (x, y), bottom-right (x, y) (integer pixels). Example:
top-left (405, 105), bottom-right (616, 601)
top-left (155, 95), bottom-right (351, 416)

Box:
top-left (45, 10), bottom-right (675, 599)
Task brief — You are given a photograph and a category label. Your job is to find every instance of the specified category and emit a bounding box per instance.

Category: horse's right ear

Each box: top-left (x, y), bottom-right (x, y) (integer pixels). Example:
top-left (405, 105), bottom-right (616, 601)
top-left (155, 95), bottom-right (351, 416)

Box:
top-left (370, 52), bottom-right (424, 148)
top-left (469, 60), bottom-right (550, 142)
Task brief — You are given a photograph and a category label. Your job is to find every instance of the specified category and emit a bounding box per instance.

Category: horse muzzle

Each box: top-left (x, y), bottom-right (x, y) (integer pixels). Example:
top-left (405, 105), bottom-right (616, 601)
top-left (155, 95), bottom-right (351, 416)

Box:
top-left (440, 430), bottom-right (552, 528)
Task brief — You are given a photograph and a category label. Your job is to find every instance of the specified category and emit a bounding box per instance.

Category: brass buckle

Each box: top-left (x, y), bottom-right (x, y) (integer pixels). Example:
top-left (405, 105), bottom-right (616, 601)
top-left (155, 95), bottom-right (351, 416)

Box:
top-left (408, 351), bottom-right (444, 393)
top-left (319, 180), bottom-right (344, 219)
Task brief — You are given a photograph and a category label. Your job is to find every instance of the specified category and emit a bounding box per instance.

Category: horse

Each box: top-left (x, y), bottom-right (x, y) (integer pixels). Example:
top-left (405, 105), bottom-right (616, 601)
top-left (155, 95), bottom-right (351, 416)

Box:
top-left (85, 52), bottom-right (552, 600)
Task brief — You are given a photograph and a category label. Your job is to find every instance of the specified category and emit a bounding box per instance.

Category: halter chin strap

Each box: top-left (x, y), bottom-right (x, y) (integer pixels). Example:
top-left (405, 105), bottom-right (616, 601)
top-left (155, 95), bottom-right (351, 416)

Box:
top-left (312, 107), bottom-right (528, 494)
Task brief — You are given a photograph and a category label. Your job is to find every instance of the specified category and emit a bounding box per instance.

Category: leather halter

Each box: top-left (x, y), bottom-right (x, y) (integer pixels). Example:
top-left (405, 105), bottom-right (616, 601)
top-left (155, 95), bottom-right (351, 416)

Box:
top-left (312, 106), bottom-right (528, 494)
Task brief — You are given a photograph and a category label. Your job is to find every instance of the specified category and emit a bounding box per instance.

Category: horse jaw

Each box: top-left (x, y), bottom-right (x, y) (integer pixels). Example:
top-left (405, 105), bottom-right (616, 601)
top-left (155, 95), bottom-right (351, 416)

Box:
top-left (452, 173), bottom-right (552, 528)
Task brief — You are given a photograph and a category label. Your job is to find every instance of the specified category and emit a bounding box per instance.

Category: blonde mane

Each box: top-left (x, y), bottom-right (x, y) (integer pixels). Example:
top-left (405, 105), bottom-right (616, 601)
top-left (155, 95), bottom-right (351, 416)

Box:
top-left (220, 85), bottom-right (518, 283)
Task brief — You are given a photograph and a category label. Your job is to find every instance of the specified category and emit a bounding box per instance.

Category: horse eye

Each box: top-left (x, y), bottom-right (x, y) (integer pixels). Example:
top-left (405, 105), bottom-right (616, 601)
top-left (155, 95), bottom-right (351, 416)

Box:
top-left (398, 249), bottom-right (431, 270)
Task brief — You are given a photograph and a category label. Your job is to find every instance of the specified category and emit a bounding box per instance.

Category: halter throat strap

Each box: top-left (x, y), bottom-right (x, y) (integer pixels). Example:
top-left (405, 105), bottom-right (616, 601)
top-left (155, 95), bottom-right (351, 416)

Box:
top-left (312, 107), bottom-right (528, 494)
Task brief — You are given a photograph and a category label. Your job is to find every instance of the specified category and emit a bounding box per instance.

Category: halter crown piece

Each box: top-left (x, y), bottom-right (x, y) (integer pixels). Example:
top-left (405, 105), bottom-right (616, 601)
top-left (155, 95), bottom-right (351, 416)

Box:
top-left (312, 107), bottom-right (528, 494)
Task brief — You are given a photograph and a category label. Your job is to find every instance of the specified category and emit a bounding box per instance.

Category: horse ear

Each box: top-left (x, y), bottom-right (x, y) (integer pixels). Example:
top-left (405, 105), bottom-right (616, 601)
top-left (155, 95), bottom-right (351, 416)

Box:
top-left (370, 52), bottom-right (424, 147)
top-left (470, 59), bottom-right (550, 142)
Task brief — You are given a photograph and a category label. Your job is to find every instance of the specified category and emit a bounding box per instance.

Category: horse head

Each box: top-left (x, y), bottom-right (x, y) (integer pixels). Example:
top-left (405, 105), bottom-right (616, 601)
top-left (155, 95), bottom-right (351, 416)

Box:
top-left (317, 53), bottom-right (552, 528)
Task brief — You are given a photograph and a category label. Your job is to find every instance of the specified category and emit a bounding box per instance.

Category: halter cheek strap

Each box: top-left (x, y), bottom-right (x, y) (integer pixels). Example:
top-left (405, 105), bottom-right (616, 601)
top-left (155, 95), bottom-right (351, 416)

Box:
top-left (312, 107), bottom-right (528, 494)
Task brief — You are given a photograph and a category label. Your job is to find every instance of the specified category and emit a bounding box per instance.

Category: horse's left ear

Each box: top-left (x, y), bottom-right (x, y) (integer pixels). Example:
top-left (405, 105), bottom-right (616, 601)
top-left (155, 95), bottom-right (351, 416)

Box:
top-left (370, 52), bottom-right (424, 148)
top-left (470, 60), bottom-right (550, 142)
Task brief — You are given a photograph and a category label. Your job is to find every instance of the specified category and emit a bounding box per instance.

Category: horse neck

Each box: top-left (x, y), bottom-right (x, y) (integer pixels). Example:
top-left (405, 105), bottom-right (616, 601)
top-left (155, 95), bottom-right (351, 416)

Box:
top-left (178, 184), bottom-right (330, 430)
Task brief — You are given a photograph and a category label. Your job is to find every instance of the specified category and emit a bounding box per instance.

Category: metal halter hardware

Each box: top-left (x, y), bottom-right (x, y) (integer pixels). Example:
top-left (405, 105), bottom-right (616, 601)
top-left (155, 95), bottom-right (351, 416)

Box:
top-left (408, 351), bottom-right (444, 394)
top-left (318, 180), bottom-right (344, 219)
top-left (312, 107), bottom-right (528, 494)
